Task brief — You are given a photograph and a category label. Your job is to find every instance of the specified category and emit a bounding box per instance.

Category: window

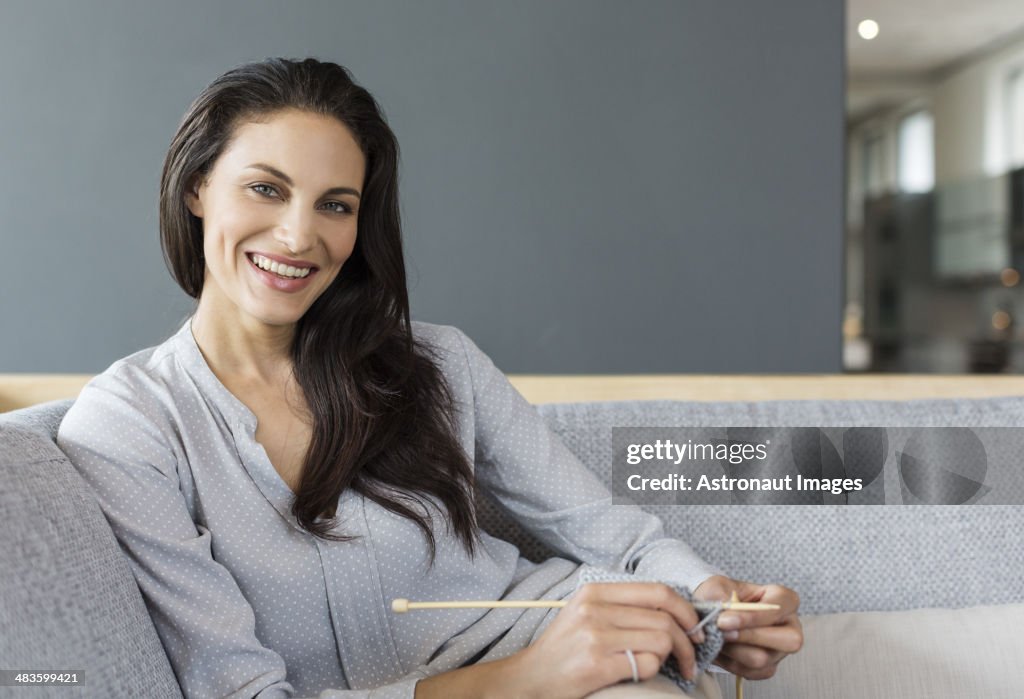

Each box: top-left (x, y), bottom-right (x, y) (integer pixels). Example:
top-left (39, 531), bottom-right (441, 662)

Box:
top-left (1008, 67), bottom-right (1024, 170)
top-left (862, 132), bottom-right (887, 196)
top-left (897, 111), bottom-right (934, 193)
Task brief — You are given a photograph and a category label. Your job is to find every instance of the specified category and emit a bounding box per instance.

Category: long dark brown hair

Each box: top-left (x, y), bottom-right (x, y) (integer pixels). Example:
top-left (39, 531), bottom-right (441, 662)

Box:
top-left (159, 57), bottom-right (481, 565)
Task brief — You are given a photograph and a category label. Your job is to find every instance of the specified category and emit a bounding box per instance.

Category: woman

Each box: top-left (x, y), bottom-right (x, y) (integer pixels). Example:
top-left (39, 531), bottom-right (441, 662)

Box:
top-left (56, 58), bottom-right (801, 699)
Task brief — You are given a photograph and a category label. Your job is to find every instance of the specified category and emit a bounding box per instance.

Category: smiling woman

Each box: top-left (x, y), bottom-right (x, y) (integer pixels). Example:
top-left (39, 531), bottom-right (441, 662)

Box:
top-left (54, 57), bottom-right (801, 699)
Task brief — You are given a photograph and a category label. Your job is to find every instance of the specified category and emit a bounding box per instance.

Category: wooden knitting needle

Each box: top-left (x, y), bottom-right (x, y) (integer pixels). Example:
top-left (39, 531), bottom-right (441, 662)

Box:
top-left (731, 591), bottom-right (744, 699)
top-left (391, 598), bottom-right (779, 613)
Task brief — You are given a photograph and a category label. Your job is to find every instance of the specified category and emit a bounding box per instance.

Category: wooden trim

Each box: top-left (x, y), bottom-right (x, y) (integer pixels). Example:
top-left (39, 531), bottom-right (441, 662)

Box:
top-left (3, 373), bottom-right (1024, 412)
top-left (0, 374), bottom-right (94, 413)
top-left (507, 375), bottom-right (1024, 403)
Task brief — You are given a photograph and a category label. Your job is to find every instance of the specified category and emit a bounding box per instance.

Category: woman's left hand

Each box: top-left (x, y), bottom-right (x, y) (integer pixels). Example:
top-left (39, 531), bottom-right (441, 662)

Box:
top-left (692, 575), bottom-right (803, 680)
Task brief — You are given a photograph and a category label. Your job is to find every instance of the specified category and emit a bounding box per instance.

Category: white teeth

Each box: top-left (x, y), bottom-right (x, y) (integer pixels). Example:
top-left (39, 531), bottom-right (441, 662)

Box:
top-left (249, 254), bottom-right (311, 279)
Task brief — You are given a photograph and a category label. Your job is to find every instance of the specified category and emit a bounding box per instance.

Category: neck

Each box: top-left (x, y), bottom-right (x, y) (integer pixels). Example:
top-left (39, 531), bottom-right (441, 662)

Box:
top-left (190, 293), bottom-right (296, 387)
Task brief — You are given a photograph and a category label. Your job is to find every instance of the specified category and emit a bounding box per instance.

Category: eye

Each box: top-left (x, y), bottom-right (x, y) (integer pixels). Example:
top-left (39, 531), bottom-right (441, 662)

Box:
top-left (321, 200), bottom-right (354, 215)
top-left (250, 183), bottom-right (279, 198)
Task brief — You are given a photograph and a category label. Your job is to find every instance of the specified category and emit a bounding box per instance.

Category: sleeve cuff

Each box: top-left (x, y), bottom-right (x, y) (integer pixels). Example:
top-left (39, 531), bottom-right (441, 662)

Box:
top-left (630, 539), bottom-right (726, 595)
top-left (365, 668), bottom-right (428, 699)
top-left (313, 668), bottom-right (427, 699)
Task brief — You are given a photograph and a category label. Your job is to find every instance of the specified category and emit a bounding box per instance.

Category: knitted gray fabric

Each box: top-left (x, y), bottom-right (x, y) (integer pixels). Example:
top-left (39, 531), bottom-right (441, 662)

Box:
top-left (573, 565), bottom-right (724, 694)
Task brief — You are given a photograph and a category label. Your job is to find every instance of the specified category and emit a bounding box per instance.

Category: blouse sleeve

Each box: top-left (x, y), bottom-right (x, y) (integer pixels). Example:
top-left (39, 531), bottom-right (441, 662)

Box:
top-left (56, 369), bottom-right (425, 699)
top-left (451, 327), bottom-right (725, 594)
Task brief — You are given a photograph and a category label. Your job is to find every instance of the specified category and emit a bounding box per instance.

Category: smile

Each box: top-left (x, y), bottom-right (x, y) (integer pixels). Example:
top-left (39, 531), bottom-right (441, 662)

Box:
top-left (247, 253), bottom-right (313, 279)
top-left (245, 253), bottom-right (319, 293)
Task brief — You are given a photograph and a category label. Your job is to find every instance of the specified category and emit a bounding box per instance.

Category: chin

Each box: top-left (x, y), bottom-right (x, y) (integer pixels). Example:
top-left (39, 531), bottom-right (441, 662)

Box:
top-left (247, 304), bottom-right (309, 327)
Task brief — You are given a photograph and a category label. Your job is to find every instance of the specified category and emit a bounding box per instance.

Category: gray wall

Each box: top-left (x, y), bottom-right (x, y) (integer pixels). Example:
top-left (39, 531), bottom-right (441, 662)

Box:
top-left (0, 0), bottom-right (844, 373)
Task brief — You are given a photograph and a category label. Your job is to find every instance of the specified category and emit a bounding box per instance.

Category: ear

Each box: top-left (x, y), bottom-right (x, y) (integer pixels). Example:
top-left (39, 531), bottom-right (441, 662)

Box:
top-left (184, 176), bottom-right (204, 218)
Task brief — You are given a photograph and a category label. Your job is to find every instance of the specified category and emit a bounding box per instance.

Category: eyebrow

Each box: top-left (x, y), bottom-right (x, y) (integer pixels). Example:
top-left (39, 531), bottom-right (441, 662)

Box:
top-left (244, 162), bottom-right (361, 199)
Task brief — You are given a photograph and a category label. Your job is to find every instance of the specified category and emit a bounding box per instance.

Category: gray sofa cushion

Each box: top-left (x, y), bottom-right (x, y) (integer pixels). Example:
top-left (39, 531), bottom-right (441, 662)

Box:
top-left (0, 400), bottom-right (182, 699)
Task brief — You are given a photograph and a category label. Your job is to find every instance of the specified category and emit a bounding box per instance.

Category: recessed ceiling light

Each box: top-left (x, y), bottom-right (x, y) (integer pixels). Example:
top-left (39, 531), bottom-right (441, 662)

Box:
top-left (858, 19), bottom-right (879, 40)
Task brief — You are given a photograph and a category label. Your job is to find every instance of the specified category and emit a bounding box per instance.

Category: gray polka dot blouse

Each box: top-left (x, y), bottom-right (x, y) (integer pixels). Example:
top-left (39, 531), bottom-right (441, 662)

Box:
top-left (56, 318), bottom-right (721, 698)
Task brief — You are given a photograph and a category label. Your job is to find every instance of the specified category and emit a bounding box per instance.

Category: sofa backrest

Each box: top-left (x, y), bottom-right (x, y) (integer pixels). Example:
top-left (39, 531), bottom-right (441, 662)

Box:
top-left (522, 396), bottom-right (1024, 615)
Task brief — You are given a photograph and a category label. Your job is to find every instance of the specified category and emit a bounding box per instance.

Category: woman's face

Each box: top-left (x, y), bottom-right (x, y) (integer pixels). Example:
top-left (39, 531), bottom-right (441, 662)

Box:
top-left (185, 108), bottom-right (366, 328)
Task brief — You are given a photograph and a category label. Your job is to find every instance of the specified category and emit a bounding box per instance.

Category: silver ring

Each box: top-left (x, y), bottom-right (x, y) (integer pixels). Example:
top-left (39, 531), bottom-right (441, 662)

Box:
top-left (624, 649), bottom-right (639, 683)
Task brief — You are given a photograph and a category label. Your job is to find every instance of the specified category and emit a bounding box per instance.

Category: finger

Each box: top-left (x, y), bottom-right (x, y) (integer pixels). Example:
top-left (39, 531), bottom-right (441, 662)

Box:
top-left (600, 602), bottom-right (707, 644)
top-left (720, 616), bottom-right (803, 653)
top-left (610, 629), bottom-right (697, 682)
top-left (577, 583), bottom-right (701, 641)
top-left (598, 604), bottom-right (701, 675)
top-left (691, 575), bottom-right (734, 602)
top-left (712, 652), bottom-right (779, 681)
top-left (718, 641), bottom-right (786, 670)
top-left (598, 601), bottom-right (704, 654)
top-left (717, 584), bottom-right (799, 631)
top-left (758, 583), bottom-right (800, 615)
top-left (716, 608), bottom-right (774, 633)
top-left (629, 651), bottom-right (663, 683)
top-left (697, 578), bottom-right (765, 600)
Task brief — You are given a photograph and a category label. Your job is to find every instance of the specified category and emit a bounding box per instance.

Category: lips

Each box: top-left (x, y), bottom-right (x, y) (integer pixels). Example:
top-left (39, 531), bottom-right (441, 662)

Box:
top-left (246, 252), bottom-right (319, 278)
top-left (246, 251), bottom-right (319, 270)
top-left (246, 253), bottom-right (318, 292)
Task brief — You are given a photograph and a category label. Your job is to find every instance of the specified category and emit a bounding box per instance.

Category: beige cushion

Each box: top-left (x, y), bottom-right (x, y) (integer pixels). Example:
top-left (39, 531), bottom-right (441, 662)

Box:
top-left (715, 604), bottom-right (1024, 698)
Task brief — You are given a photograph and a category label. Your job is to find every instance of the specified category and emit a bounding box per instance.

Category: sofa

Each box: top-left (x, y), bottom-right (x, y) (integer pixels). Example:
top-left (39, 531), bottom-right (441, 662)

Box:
top-left (3, 385), bottom-right (1024, 698)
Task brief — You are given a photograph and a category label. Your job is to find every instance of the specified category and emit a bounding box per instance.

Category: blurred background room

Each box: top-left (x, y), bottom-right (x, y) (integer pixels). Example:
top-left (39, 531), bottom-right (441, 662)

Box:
top-left (845, 0), bottom-right (1024, 372)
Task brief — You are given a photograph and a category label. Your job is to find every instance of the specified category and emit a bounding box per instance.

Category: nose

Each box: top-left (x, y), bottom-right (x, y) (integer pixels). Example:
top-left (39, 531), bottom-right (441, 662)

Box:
top-left (272, 201), bottom-right (317, 255)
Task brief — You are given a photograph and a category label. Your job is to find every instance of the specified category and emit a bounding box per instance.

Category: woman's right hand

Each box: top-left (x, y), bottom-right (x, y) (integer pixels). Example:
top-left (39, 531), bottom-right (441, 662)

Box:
top-left (506, 582), bottom-right (706, 699)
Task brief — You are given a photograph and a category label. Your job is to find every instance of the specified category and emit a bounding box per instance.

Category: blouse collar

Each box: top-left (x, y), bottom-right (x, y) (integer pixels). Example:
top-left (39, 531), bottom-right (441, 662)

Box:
top-left (170, 314), bottom-right (259, 434)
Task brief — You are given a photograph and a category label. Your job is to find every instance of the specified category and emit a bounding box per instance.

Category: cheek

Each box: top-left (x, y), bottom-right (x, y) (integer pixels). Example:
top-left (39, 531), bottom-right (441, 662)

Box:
top-left (204, 206), bottom-right (268, 255)
top-left (330, 227), bottom-right (359, 263)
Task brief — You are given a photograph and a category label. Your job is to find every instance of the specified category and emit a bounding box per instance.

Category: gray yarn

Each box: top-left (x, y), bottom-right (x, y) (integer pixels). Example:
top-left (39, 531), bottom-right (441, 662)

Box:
top-left (573, 566), bottom-right (725, 694)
